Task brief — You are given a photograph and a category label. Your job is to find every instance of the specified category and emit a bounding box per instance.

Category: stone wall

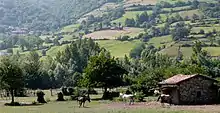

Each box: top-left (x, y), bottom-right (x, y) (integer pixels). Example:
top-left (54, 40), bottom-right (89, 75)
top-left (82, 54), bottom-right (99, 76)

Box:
top-left (179, 76), bottom-right (218, 104)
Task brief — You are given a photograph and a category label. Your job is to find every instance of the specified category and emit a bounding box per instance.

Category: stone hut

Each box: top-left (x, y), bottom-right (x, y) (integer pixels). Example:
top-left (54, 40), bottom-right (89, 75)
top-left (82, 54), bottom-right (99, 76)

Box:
top-left (158, 74), bottom-right (219, 105)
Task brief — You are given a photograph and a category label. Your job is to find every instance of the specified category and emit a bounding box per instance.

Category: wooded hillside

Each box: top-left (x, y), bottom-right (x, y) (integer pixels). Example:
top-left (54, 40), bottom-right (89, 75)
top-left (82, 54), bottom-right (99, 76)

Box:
top-left (0, 0), bottom-right (106, 32)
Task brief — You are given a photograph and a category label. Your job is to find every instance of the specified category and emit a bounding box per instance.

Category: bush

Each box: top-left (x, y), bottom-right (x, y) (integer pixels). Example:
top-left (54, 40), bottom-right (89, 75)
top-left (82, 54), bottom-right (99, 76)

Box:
top-left (199, 29), bottom-right (205, 34)
top-left (135, 92), bottom-right (145, 102)
top-left (57, 92), bottom-right (65, 101)
top-left (117, 35), bottom-right (130, 41)
top-left (113, 97), bottom-right (124, 102)
top-left (36, 90), bottom-right (47, 103)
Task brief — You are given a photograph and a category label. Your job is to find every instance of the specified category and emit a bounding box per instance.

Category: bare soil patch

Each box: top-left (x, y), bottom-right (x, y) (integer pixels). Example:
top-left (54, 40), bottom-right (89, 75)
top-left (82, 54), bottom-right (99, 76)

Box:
top-left (104, 101), bottom-right (220, 113)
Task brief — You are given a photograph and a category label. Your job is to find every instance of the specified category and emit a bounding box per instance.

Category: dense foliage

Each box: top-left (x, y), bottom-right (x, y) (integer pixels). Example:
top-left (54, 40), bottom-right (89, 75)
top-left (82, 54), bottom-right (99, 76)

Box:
top-left (0, 0), bottom-right (106, 32)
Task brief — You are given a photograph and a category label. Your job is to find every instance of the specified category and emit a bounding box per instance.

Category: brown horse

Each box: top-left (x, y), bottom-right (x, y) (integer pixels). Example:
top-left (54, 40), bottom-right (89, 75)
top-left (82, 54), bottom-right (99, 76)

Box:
top-left (77, 95), bottom-right (91, 108)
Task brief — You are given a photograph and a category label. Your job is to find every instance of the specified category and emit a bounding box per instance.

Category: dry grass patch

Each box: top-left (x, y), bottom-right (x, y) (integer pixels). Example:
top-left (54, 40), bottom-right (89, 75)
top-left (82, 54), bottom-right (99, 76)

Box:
top-left (84, 27), bottom-right (143, 39)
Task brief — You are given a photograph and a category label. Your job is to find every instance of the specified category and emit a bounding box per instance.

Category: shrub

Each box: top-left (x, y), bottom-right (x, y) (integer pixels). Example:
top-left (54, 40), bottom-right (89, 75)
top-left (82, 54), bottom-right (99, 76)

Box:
top-left (36, 90), bottom-right (47, 103)
top-left (135, 92), bottom-right (145, 102)
top-left (199, 29), bottom-right (205, 34)
top-left (113, 97), bottom-right (124, 102)
top-left (57, 92), bottom-right (65, 101)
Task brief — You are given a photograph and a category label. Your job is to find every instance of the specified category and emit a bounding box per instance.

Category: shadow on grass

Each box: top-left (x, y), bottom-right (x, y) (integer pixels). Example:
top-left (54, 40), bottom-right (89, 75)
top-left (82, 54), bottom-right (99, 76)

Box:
top-left (82, 106), bottom-right (90, 108)
top-left (4, 102), bottom-right (45, 107)
top-left (91, 98), bottom-right (103, 101)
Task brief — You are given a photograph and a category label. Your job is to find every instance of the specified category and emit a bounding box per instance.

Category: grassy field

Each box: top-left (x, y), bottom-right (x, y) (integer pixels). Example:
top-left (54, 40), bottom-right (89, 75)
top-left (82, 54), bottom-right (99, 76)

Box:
top-left (84, 27), bottom-right (144, 39)
top-left (97, 40), bottom-right (141, 58)
top-left (160, 9), bottom-right (202, 22)
top-left (112, 11), bottom-right (152, 25)
top-left (60, 24), bottom-right (80, 33)
top-left (160, 45), bottom-right (220, 57)
top-left (40, 39), bottom-right (141, 58)
top-left (0, 90), bottom-right (219, 113)
top-left (148, 35), bottom-right (173, 48)
top-left (0, 101), bottom-right (208, 113)
top-left (46, 44), bottom-right (69, 57)
top-left (162, 6), bottom-right (191, 12)
top-left (191, 26), bottom-right (220, 33)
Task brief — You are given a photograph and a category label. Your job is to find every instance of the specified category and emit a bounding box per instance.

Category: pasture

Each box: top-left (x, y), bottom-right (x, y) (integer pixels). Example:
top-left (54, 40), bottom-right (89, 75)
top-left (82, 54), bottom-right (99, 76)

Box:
top-left (84, 27), bottom-right (144, 39)
top-left (160, 45), bottom-right (220, 57)
top-left (60, 24), bottom-right (80, 33)
top-left (112, 11), bottom-right (152, 25)
top-left (1, 90), bottom-right (220, 113)
top-left (97, 40), bottom-right (141, 58)
top-left (147, 35), bottom-right (173, 48)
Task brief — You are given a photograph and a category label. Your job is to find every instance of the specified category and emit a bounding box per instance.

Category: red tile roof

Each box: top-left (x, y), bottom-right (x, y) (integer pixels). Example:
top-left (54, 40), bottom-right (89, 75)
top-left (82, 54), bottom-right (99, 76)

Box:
top-left (159, 74), bottom-right (217, 85)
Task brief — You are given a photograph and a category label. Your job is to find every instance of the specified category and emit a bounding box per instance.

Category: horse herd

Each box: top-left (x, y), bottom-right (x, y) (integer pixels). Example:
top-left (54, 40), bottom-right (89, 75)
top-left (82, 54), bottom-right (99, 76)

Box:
top-left (76, 90), bottom-right (171, 108)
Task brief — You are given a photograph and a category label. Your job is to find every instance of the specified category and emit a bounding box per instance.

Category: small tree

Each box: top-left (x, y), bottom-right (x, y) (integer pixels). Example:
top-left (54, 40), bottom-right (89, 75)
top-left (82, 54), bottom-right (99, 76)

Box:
top-left (199, 29), bottom-right (205, 34)
top-left (0, 57), bottom-right (24, 104)
top-left (83, 50), bottom-right (127, 99)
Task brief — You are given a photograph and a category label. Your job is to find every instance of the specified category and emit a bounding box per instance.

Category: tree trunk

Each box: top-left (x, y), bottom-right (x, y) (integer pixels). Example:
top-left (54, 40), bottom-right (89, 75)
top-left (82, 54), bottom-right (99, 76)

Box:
top-left (10, 89), bottom-right (14, 103)
top-left (50, 88), bottom-right (53, 96)
top-left (102, 87), bottom-right (108, 99)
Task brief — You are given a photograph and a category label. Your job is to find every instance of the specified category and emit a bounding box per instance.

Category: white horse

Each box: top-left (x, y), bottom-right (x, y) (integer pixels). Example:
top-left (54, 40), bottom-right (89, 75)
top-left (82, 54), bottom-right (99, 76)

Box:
top-left (154, 90), bottom-right (172, 106)
top-left (119, 93), bottom-right (136, 105)
top-left (154, 90), bottom-right (160, 95)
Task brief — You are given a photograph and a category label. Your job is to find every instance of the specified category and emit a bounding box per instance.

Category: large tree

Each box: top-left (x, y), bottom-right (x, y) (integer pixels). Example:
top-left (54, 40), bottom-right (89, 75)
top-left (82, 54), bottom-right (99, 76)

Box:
top-left (22, 51), bottom-right (42, 89)
top-left (83, 50), bottom-right (127, 99)
top-left (171, 22), bottom-right (189, 41)
top-left (0, 57), bottom-right (24, 103)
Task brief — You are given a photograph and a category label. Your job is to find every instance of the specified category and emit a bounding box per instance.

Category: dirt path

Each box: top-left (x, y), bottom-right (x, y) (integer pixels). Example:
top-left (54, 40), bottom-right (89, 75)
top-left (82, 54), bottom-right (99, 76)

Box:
top-left (103, 102), bottom-right (220, 113)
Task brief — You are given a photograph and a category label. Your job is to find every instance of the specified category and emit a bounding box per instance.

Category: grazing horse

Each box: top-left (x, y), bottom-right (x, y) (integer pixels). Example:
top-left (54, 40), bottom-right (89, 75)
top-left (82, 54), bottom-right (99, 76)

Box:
top-left (77, 95), bottom-right (91, 108)
top-left (157, 94), bottom-right (172, 106)
top-left (119, 93), bottom-right (136, 105)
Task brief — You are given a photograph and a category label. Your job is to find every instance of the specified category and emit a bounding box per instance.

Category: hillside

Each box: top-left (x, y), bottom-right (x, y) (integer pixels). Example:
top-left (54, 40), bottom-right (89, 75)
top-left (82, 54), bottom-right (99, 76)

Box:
top-left (0, 0), bottom-right (106, 32)
top-left (0, 0), bottom-right (220, 59)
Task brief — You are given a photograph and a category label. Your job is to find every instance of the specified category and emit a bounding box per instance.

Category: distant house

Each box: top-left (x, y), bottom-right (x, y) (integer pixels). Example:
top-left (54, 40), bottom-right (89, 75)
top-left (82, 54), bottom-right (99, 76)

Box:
top-left (158, 74), bottom-right (219, 105)
top-left (11, 28), bottom-right (29, 35)
top-left (11, 30), bottom-right (28, 34)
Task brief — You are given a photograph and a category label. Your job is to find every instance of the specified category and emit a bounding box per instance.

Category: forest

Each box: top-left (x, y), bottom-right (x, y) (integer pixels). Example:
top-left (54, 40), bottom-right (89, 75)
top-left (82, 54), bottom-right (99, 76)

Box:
top-left (0, 0), bottom-right (107, 32)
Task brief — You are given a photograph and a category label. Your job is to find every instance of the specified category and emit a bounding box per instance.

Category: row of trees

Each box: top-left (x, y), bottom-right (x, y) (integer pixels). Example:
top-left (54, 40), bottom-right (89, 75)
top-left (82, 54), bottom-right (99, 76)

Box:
top-left (1, 38), bottom-right (220, 103)
top-left (0, 35), bottom-right (44, 51)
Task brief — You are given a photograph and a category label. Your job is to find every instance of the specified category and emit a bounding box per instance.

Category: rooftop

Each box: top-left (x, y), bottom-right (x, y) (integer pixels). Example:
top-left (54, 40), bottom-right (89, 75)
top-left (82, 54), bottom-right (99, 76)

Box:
top-left (159, 74), bottom-right (217, 85)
